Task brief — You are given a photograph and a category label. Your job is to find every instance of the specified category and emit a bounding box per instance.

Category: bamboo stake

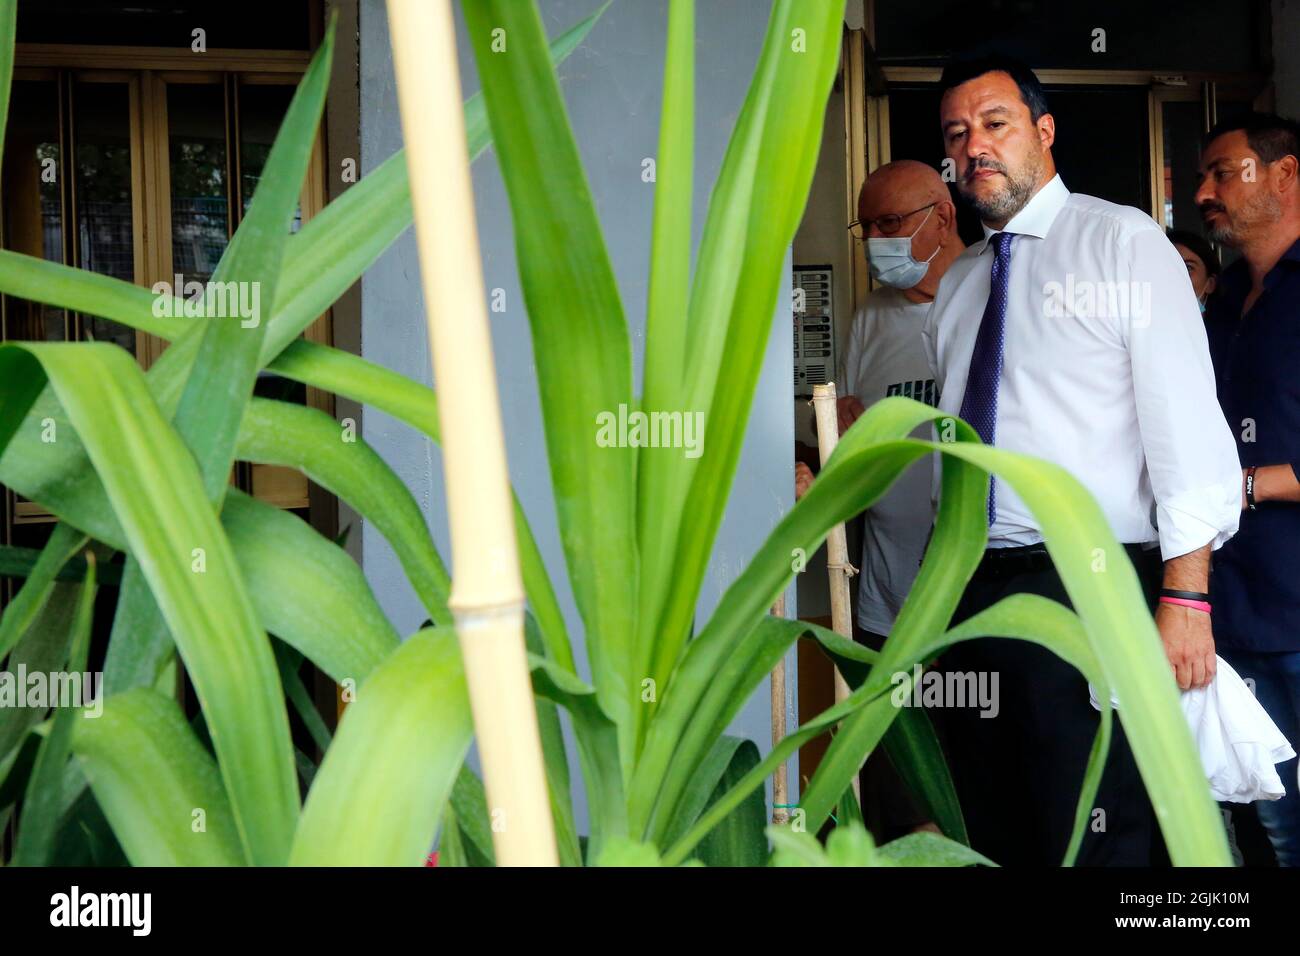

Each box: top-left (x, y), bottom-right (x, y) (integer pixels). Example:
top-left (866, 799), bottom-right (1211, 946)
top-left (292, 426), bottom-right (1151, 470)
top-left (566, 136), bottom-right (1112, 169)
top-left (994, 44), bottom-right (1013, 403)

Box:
top-left (386, 0), bottom-right (557, 866)
top-left (770, 594), bottom-right (788, 825)
top-left (811, 382), bottom-right (860, 802)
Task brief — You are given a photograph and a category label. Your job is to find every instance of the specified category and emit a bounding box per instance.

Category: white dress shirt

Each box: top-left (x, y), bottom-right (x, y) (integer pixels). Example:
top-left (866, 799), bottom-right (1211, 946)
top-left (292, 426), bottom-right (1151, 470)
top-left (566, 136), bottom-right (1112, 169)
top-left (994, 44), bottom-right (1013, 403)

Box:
top-left (922, 175), bottom-right (1240, 559)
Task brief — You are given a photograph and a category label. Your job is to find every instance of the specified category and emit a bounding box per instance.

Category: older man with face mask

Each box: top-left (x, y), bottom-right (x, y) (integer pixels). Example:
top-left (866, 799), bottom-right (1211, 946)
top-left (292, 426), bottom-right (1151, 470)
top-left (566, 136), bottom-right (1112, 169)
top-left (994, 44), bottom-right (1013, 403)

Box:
top-left (795, 161), bottom-right (964, 841)
top-left (922, 55), bottom-right (1241, 866)
top-left (836, 161), bottom-right (966, 645)
top-left (1198, 113), bottom-right (1300, 866)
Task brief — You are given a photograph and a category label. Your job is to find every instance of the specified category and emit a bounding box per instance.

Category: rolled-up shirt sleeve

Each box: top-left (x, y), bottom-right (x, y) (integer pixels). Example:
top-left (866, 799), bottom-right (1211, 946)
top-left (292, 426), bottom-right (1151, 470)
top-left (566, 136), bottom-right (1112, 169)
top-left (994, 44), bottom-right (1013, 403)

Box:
top-left (1123, 226), bottom-right (1241, 559)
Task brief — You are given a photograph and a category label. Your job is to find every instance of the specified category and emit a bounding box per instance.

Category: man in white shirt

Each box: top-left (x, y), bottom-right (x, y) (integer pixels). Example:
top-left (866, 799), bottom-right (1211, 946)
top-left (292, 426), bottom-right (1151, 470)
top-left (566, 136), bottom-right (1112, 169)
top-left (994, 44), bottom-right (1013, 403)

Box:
top-left (925, 55), bottom-right (1241, 866)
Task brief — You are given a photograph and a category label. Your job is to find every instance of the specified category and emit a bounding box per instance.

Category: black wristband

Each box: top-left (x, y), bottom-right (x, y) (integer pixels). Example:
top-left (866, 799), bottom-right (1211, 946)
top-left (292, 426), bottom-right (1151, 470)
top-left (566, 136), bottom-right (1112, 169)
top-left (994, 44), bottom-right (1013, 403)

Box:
top-left (1160, 588), bottom-right (1210, 602)
top-left (1245, 465), bottom-right (1258, 511)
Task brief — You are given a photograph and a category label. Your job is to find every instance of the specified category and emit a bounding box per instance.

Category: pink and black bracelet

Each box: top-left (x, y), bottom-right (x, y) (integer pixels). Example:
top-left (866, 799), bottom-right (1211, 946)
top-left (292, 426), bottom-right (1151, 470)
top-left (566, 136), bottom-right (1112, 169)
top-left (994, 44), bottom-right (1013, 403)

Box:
top-left (1159, 588), bottom-right (1211, 614)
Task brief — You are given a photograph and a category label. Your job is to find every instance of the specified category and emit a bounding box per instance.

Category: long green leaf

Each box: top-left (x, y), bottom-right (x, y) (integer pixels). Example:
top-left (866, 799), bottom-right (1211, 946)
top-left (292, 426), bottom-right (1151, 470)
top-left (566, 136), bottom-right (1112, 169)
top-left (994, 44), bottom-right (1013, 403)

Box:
top-left (524, 612), bottom-right (583, 866)
top-left (875, 832), bottom-right (997, 867)
top-left (0, 523), bottom-right (87, 661)
top-left (0, 582), bottom-right (79, 778)
top-left (444, 764), bottom-right (496, 867)
top-left (640, 0), bottom-right (847, 707)
top-left (73, 689), bottom-right (245, 866)
top-left (0, 0), bottom-right (18, 176)
top-left (11, 554), bottom-right (96, 866)
top-left (223, 490), bottom-right (400, 682)
top-left (171, 21), bottom-right (334, 506)
top-left (236, 396), bottom-right (452, 627)
top-left (804, 623), bottom-right (967, 844)
top-left (659, 398), bottom-right (1226, 865)
top-left (0, 342), bottom-right (298, 864)
top-left (267, 340), bottom-right (574, 672)
top-left (691, 737), bottom-right (767, 867)
top-left (465, 0), bottom-right (638, 764)
top-left (634, 0), bottom-right (695, 747)
top-left (290, 628), bottom-right (471, 866)
top-left (528, 653), bottom-right (626, 861)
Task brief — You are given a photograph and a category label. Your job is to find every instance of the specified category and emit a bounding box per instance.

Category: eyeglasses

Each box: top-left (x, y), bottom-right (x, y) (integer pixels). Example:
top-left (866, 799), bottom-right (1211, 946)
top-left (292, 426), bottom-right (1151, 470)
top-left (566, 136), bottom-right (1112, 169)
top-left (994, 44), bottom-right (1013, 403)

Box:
top-left (848, 202), bottom-right (938, 240)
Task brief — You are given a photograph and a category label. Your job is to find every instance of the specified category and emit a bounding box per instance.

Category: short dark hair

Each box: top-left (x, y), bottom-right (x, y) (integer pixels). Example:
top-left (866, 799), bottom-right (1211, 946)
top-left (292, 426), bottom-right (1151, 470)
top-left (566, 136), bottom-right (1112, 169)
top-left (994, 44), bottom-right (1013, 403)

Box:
top-left (938, 54), bottom-right (1050, 122)
top-left (1204, 112), bottom-right (1300, 165)
top-left (1166, 229), bottom-right (1220, 278)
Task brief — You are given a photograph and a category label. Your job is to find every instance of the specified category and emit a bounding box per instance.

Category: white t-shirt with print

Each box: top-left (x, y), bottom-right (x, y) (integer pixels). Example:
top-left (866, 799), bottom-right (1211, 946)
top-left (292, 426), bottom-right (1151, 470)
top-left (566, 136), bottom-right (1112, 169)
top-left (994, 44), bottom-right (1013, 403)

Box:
top-left (837, 286), bottom-right (938, 636)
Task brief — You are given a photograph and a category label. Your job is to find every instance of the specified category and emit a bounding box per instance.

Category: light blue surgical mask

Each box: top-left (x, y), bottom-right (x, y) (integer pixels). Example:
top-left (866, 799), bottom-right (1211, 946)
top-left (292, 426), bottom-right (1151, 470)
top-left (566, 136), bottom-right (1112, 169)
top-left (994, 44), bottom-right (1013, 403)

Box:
top-left (866, 204), bottom-right (940, 290)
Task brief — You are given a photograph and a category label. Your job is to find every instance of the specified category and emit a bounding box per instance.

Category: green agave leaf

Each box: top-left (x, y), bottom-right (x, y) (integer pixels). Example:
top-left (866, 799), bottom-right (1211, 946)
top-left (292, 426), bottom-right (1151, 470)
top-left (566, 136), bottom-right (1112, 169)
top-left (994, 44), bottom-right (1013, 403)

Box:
top-left (663, 603), bottom-right (1106, 867)
top-left (692, 737), bottom-right (767, 867)
top-left (0, 0), bottom-right (15, 176)
top-left (805, 623), bottom-right (967, 845)
top-left (438, 803), bottom-right (470, 867)
top-left (633, 436), bottom-right (949, 836)
top-left (524, 613), bottom-right (583, 866)
top-left (236, 396), bottom-right (452, 627)
top-left (0, 582), bottom-right (80, 780)
top-left (640, 0), bottom-right (846, 707)
top-left (72, 689), bottom-right (245, 866)
top-left (528, 652), bottom-right (627, 861)
top-left (101, 560), bottom-right (172, 695)
top-left (804, 439), bottom-right (1212, 862)
top-left (48, 787), bottom-right (129, 867)
top-left (465, 0), bottom-right (638, 764)
top-left (273, 641), bottom-right (333, 757)
top-left (171, 20), bottom-right (334, 506)
top-left (0, 542), bottom-right (117, 584)
top-left (876, 832), bottom-right (998, 868)
top-left (767, 826), bottom-right (834, 867)
top-left (0, 342), bottom-right (298, 864)
top-left (290, 628), bottom-right (471, 866)
top-left (634, 0), bottom-right (694, 745)
top-left (659, 734), bottom-right (749, 849)
top-left (10, 554), bottom-right (95, 866)
top-left (592, 836), bottom-right (671, 867)
top-left (223, 490), bottom-right (400, 683)
top-left (262, 4), bottom-right (608, 359)
top-left (444, 764), bottom-right (496, 867)
top-left (268, 340), bottom-right (574, 673)
top-left (0, 522), bottom-right (87, 661)
top-left (104, 19), bottom-right (334, 709)
top-left (103, 489), bottom-right (399, 695)
top-left (663, 401), bottom-right (1222, 865)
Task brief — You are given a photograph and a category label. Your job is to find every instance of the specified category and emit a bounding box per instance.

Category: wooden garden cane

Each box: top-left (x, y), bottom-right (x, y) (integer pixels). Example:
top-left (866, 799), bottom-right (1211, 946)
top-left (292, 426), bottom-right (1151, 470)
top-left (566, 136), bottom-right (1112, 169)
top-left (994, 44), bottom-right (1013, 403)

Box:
top-left (386, 0), bottom-right (558, 866)
top-left (770, 594), bottom-right (789, 825)
top-left (811, 382), bottom-right (861, 802)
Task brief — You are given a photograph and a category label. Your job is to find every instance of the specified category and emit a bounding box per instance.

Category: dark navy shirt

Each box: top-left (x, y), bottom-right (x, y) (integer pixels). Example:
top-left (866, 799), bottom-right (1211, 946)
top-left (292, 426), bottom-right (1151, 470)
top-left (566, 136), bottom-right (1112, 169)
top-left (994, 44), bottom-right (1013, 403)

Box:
top-left (1205, 237), bottom-right (1300, 653)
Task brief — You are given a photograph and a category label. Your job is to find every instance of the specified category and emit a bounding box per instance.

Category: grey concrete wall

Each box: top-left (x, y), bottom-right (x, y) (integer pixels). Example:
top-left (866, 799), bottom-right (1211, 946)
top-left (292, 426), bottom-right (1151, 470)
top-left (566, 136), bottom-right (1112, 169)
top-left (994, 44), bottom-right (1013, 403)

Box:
top-left (359, 0), bottom-right (800, 829)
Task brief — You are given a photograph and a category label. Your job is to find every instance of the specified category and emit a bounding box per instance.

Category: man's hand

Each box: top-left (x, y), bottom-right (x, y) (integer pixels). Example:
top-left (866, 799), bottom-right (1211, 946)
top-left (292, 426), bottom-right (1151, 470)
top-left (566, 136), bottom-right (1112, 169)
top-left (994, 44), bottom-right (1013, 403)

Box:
top-left (795, 462), bottom-right (814, 500)
top-left (1155, 602), bottom-right (1216, 690)
top-left (837, 395), bottom-right (866, 436)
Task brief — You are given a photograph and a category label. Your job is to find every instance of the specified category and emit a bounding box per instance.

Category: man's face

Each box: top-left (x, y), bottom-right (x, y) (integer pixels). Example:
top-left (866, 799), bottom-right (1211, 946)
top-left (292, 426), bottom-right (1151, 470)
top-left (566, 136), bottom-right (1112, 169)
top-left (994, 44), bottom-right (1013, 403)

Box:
top-left (858, 181), bottom-right (941, 252)
top-left (1195, 131), bottom-right (1282, 248)
top-left (940, 71), bottom-right (1052, 225)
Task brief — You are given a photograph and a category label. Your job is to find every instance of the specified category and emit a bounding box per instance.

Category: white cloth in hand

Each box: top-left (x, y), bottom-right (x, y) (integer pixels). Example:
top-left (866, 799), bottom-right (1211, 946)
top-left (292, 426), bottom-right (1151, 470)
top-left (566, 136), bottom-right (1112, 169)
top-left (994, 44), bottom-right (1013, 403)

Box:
top-left (1088, 656), bottom-right (1295, 803)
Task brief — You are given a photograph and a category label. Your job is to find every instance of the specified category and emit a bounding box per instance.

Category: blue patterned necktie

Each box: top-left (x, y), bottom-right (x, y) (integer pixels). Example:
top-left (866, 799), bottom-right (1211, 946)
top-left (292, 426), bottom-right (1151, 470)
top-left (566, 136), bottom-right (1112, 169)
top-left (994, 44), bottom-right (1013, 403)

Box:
top-left (958, 230), bottom-right (1015, 526)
